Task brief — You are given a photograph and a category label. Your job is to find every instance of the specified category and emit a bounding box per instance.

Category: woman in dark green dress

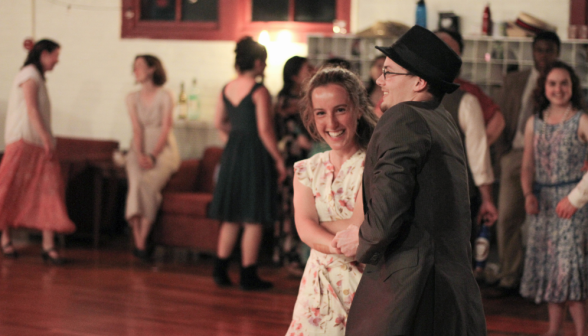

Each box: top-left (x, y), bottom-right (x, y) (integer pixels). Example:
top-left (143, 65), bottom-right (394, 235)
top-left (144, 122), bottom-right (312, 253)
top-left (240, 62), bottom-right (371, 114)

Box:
top-left (209, 36), bottom-right (286, 290)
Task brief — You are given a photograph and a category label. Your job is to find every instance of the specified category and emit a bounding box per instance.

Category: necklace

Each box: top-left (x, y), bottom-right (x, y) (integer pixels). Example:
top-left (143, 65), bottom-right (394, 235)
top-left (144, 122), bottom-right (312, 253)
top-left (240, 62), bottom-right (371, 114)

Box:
top-left (542, 104), bottom-right (572, 138)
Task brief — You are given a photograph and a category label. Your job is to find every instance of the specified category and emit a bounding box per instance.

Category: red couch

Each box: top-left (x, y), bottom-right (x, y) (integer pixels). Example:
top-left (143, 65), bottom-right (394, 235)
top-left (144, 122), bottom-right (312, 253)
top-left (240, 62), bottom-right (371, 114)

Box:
top-left (153, 147), bottom-right (223, 254)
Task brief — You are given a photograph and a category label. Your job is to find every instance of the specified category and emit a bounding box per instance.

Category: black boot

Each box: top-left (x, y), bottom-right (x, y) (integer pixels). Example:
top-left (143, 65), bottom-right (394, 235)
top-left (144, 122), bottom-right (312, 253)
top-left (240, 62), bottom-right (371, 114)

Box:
top-left (213, 257), bottom-right (232, 287)
top-left (240, 265), bottom-right (273, 291)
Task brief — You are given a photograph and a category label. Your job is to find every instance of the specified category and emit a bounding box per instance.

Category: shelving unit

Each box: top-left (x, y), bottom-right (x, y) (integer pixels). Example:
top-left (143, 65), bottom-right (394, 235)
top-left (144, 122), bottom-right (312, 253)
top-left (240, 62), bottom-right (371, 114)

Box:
top-left (461, 37), bottom-right (588, 97)
top-left (307, 35), bottom-right (588, 98)
top-left (307, 34), bottom-right (400, 83)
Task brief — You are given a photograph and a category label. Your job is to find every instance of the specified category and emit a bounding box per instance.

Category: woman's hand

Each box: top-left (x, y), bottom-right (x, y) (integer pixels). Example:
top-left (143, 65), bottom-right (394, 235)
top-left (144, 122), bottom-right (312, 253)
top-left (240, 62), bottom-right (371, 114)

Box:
top-left (556, 196), bottom-right (578, 219)
top-left (525, 194), bottom-right (539, 215)
top-left (43, 139), bottom-right (55, 160)
top-left (139, 153), bottom-right (154, 169)
top-left (276, 159), bottom-right (287, 184)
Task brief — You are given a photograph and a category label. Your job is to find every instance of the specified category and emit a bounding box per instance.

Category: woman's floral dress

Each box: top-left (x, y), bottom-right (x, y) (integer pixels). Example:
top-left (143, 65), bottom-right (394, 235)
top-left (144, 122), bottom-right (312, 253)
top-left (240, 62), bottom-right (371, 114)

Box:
top-left (286, 149), bottom-right (365, 336)
top-left (520, 112), bottom-right (588, 303)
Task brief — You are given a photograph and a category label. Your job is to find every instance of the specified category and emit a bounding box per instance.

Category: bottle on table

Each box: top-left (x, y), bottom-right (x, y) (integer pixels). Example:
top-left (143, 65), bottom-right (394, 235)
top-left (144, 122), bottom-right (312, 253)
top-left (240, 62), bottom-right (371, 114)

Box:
top-left (188, 78), bottom-right (201, 120)
top-left (178, 81), bottom-right (188, 120)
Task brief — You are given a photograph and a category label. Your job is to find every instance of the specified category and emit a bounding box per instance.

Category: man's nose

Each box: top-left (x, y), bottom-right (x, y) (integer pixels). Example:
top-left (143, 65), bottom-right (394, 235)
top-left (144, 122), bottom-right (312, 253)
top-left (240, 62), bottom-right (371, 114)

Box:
top-left (376, 74), bottom-right (385, 86)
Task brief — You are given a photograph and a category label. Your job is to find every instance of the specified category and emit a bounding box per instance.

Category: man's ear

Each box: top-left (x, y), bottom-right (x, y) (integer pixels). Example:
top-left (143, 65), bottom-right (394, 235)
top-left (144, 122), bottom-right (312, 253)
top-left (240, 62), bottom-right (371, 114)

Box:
top-left (413, 77), bottom-right (429, 93)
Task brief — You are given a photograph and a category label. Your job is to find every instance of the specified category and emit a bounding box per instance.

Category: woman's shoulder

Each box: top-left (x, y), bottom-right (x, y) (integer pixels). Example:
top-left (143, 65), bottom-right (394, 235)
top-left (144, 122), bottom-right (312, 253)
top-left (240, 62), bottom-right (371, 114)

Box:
top-left (294, 151), bottom-right (329, 172)
top-left (15, 65), bottom-right (42, 84)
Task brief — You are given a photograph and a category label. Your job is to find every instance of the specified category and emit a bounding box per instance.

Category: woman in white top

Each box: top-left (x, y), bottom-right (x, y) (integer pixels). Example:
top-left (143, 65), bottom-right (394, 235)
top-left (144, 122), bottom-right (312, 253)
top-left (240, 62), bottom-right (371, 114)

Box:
top-left (125, 55), bottom-right (180, 261)
top-left (0, 39), bottom-right (75, 264)
top-left (286, 67), bottom-right (378, 335)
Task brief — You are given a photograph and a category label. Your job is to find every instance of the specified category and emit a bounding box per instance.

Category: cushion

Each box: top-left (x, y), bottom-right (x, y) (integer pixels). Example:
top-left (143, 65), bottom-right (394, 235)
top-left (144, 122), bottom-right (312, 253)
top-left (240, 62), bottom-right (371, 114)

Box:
top-left (161, 192), bottom-right (213, 217)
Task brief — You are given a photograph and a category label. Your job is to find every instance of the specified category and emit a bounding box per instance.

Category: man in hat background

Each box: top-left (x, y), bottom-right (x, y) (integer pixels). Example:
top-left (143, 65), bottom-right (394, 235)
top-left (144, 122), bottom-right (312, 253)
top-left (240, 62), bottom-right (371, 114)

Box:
top-left (490, 31), bottom-right (560, 297)
top-left (333, 25), bottom-right (486, 335)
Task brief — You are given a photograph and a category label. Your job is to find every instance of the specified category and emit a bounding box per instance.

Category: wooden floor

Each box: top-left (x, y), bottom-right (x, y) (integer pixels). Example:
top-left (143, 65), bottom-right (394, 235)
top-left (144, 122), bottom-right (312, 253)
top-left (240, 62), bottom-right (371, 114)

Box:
top-left (0, 242), bottom-right (581, 336)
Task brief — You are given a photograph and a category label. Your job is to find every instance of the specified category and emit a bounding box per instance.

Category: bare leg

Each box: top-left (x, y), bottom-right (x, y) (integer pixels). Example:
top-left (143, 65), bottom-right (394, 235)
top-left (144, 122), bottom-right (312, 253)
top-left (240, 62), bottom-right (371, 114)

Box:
top-left (239, 223), bottom-right (271, 290)
top-left (217, 222), bottom-right (241, 259)
top-left (128, 216), bottom-right (142, 250)
top-left (544, 302), bottom-right (565, 336)
top-left (137, 216), bottom-right (152, 251)
top-left (241, 223), bottom-right (263, 267)
top-left (568, 301), bottom-right (585, 336)
top-left (42, 230), bottom-right (59, 259)
top-left (1, 229), bottom-right (15, 254)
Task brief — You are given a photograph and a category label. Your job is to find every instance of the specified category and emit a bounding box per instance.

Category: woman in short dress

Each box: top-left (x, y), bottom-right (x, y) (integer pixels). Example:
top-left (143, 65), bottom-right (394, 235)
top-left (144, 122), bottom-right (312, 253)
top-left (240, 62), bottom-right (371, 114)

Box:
top-left (286, 67), bottom-right (377, 335)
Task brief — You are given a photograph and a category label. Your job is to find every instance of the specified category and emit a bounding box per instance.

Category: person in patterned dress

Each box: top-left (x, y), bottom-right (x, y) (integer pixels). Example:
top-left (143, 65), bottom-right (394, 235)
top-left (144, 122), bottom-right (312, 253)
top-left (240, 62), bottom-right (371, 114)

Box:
top-left (520, 61), bottom-right (588, 336)
top-left (285, 67), bottom-right (378, 335)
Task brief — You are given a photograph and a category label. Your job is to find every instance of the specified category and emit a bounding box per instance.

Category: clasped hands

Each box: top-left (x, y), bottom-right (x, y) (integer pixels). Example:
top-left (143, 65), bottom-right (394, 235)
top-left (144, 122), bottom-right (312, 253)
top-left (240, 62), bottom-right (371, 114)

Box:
top-left (330, 225), bottom-right (360, 258)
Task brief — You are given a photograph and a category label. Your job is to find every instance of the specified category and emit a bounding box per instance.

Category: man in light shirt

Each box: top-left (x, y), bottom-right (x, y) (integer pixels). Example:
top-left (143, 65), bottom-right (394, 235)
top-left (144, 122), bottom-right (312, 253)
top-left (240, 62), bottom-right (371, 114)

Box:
top-left (557, 173), bottom-right (588, 218)
top-left (492, 31), bottom-right (560, 296)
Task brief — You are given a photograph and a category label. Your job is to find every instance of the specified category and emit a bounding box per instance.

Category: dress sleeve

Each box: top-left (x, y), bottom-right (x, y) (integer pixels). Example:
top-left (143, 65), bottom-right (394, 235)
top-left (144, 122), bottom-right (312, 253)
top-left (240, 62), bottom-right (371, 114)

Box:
top-left (16, 66), bottom-right (41, 86)
top-left (294, 159), bottom-right (312, 188)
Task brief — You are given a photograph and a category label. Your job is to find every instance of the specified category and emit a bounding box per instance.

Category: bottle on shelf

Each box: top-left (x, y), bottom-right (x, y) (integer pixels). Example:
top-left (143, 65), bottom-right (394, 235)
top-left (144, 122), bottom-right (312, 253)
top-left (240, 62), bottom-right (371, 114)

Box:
top-left (482, 3), bottom-right (492, 36)
top-left (188, 78), bottom-right (201, 120)
top-left (416, 0), bottom-right (427, 29)
top-left (178, 81), bottom-right (188, 120)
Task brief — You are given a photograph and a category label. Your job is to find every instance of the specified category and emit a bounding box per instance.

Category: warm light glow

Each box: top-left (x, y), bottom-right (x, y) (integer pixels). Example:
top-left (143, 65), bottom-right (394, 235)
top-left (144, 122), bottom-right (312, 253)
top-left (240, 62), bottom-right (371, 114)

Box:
top-left (258, 30), bottom-right (270, 46)
top-left (333, 26), bottom-right (341, 34)
top-left (277, 30), bottom-right (292, 44)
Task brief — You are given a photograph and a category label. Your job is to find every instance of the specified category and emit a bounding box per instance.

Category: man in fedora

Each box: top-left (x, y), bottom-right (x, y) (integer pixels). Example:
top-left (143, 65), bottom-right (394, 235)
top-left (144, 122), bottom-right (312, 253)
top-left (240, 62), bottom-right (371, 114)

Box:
top-left (333, 25), bottom-right (486, 335)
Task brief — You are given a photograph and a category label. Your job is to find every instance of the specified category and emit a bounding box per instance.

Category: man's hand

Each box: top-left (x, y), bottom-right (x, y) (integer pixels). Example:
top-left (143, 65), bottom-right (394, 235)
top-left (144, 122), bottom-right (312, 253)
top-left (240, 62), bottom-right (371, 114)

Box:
top-left (556, 196), bottom-right (578, 219)
top-left (332, 225), bottom-right (360, 258)
top-left (477, 200), bottom-right (498, 226)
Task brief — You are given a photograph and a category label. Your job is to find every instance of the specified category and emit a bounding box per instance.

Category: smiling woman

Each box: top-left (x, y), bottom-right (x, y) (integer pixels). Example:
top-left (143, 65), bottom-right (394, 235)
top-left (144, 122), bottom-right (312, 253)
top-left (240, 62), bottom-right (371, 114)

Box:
top-left (285, 67), bottom-right (377, 335)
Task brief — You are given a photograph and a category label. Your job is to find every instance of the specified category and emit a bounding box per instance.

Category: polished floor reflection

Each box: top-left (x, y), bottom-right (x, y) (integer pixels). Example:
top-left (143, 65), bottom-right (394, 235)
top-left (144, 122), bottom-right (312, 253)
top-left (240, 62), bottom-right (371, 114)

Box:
top-left (0, 243), bottom-right (579, 336)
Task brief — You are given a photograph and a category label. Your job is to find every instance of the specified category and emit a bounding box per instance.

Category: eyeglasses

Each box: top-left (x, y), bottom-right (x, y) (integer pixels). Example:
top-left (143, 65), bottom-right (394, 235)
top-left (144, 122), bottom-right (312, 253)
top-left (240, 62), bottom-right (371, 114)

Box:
top-left (382, 69), bottom-right (411, 80)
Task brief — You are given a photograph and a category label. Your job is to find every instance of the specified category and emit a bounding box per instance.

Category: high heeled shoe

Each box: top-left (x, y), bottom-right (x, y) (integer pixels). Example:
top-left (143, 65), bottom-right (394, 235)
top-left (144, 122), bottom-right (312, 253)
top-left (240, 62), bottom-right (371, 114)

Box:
top-left (2, 242), bottom-right (18, 259)
top-left (42, 248), bottom-right (65, 265)
top-left (133, 248), bottom-right (151, 262)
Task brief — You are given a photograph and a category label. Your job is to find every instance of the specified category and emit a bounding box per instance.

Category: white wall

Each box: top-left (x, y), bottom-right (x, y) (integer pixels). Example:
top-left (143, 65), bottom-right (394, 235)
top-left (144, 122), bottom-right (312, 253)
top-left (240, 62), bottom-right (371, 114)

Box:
top-left (0, 0), bottom-right (570, 152)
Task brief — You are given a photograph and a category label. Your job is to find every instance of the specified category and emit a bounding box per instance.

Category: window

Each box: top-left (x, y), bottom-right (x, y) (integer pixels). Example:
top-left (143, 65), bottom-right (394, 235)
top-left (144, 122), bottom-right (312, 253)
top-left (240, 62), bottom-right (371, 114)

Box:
top-left (121, 0), bottom-right (350, 42)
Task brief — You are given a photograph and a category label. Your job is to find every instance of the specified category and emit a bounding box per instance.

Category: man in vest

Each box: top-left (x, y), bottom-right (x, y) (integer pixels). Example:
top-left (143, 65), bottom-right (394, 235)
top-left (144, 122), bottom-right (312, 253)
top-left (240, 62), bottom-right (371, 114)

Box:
top-left (435, 30), bottom-right (498, 276)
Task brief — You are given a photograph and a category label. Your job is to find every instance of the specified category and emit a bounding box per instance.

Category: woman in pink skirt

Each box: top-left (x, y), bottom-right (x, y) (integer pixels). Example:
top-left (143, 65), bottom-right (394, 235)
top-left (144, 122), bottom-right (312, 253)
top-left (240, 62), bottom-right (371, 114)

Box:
top-left (0, 39), bottom-right (75, 264)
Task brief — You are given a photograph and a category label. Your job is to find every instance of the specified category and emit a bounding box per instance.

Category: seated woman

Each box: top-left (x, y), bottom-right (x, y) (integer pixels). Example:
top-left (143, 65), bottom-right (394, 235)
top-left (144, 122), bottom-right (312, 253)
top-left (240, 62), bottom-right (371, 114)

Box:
top-left (125, 55), bottom-right (180, 261)
top-left (286, 67), bottom-right (378, 335)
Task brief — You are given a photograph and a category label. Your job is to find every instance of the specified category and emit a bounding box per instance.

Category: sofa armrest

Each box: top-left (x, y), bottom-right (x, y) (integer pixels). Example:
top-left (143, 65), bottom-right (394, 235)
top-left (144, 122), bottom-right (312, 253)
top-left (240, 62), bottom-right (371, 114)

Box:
top-left (163, 159), bottom-right (200, 192)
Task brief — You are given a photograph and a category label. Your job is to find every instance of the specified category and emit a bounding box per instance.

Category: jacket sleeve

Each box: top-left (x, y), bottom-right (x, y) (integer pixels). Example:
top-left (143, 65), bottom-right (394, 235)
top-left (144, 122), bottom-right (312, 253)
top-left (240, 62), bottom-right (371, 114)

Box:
top-left (356, 106), bottom-right (432, 265)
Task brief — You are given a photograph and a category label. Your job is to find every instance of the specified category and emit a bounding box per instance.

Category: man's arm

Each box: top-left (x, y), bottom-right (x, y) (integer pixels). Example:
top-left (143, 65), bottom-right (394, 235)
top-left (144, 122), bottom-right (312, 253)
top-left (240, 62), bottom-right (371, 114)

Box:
top-left (458, 93), bottom-right (498, 225)
top-left (356, 107), bottom-right (431, 264)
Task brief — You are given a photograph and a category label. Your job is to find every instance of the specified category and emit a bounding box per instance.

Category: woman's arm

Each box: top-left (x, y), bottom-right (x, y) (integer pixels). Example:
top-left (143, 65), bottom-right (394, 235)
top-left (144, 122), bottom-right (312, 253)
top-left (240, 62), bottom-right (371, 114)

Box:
top-left (293, 175), bottom-right (341, 254)
top-left (22, 79), bottom-right (54, 157)
top-left (253, 86), bottom-right (286, 183)
top-left (521, 116), bottom-right (538, 214)
top-left (214, 91), bottom-right (231, 140)
top-left (149, 90), bottom-right (174, 158)
top-left (126, 93), bottom-right (151, 169)
top-left (320, 185), bottom-right (364, 235)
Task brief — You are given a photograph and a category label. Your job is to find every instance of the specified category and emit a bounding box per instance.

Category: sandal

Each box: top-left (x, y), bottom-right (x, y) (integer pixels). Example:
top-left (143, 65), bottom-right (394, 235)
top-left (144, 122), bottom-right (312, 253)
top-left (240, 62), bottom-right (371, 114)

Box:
top-left (42, 247), bottom-right (65, 265)
top-left (2, 242), bottom-right (18, 259)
